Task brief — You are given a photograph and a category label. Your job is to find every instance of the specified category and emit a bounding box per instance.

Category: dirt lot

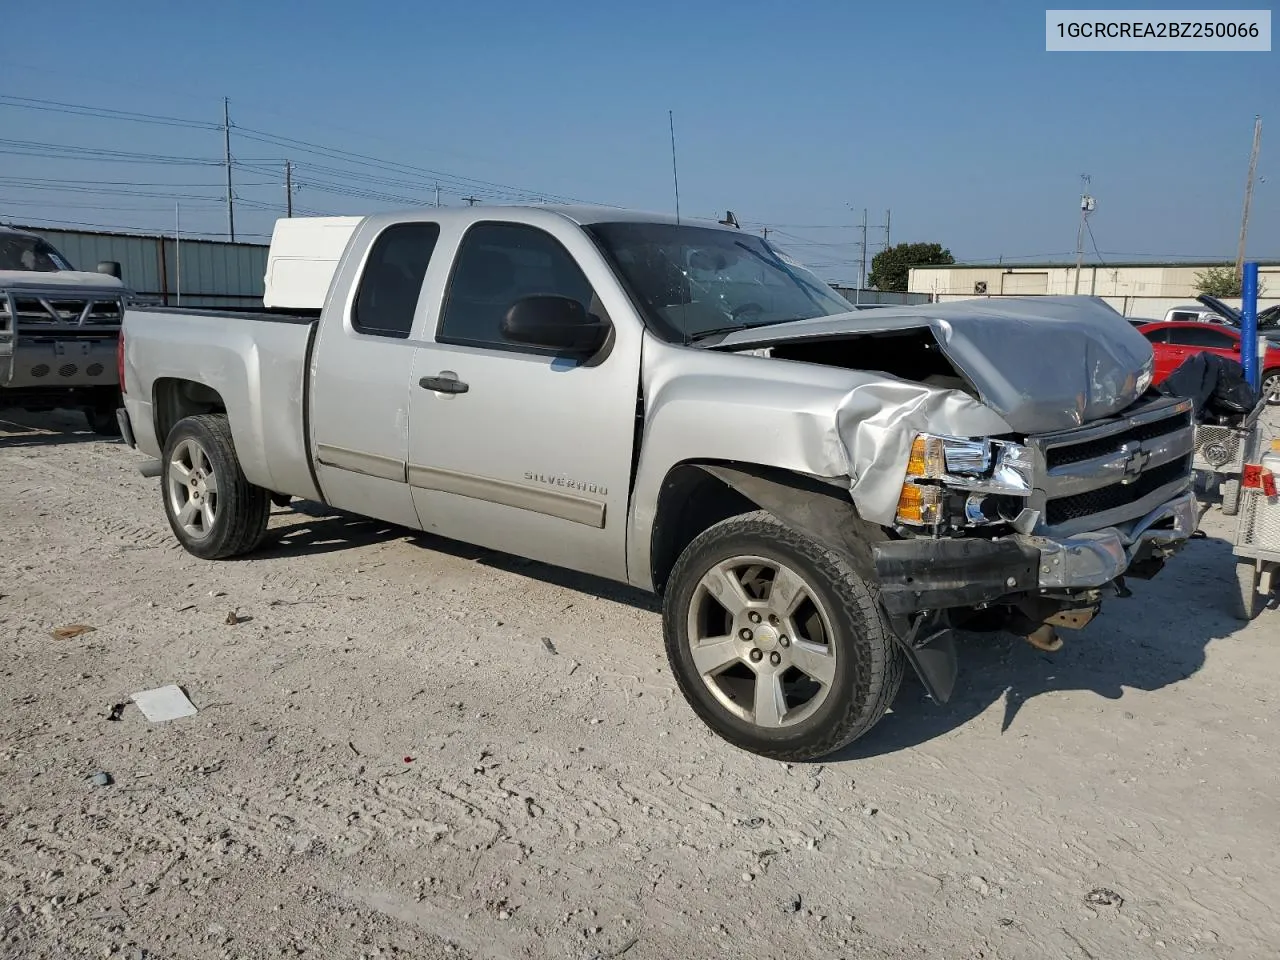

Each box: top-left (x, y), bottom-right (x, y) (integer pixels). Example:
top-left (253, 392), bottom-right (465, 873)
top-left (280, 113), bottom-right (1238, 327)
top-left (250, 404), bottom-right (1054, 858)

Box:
top-left (2, 409), bottom-right (1278, 960)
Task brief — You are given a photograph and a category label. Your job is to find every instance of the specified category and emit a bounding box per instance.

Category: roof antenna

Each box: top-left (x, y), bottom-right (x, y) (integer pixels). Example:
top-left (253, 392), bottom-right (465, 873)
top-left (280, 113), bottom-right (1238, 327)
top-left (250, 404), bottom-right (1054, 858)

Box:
top-left (668, 110), bottom-right (681, 225)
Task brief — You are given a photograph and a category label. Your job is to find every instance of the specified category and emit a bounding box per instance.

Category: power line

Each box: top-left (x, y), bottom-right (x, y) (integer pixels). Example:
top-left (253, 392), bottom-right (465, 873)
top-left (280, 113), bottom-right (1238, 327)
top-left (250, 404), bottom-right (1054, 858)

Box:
top-left (1085, 218), bottom-right (1105, 265)
top-left (0, 95), bottom-right (222, 130)
top-left (0, 137), bottom-right (222, 166)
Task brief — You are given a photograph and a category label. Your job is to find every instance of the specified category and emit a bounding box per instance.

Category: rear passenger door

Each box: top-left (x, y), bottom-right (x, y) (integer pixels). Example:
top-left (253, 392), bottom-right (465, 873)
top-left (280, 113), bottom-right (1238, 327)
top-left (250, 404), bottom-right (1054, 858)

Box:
top-left (1167, 325), bottom-right (1240, 364)
top-left (309, 221), bottom-right (440, 529)
top-left (405, 218), bottom-right (642, 583)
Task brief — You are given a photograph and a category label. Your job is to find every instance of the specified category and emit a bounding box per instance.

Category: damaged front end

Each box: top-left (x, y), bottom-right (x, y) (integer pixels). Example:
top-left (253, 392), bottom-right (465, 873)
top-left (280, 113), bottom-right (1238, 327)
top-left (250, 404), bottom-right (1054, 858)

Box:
top-left (866, 393), bottom-right (1197, 702)
top-left (715, 297), bottom-right (1199, 703)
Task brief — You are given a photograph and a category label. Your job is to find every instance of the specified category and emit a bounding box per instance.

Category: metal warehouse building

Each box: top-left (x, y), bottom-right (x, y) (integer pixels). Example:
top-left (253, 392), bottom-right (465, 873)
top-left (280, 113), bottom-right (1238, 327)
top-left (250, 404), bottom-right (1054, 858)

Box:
top-left (909, 261), bottom-right (1280, 320)
top-left (15, 223), bottom-right (268, 310)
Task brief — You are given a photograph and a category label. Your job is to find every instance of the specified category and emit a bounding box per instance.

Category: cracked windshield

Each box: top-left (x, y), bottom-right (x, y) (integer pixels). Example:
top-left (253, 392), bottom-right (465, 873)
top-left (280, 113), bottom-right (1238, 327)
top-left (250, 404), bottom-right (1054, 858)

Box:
top-left (587, 221), bottom-right (853, 342)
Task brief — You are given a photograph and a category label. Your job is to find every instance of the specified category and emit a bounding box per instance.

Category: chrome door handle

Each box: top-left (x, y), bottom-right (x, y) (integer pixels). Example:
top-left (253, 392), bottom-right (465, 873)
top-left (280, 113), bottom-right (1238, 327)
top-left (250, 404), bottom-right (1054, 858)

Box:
top-left (419, 375), bottom-right (469, 394)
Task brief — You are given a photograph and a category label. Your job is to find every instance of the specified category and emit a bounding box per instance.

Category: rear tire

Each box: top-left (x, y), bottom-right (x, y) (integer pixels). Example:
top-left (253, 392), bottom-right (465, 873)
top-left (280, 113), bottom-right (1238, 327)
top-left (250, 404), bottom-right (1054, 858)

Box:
top-left (1234, 559), bottom-right (1262, 621)
top-left (663, 511), bottom-right (903, 761)
top-left (1221, 478), bottom-right (1241, 517)
top-left (1262, 369), bottom-right (1280, 405)
top-left (161, 414), bottom-right (271, 560)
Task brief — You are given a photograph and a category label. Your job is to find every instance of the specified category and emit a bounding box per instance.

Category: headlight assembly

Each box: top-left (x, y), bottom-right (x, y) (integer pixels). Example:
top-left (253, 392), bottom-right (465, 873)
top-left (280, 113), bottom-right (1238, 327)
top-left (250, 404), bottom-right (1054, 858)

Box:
top-left (896, 433), bottom-right (1033, 527)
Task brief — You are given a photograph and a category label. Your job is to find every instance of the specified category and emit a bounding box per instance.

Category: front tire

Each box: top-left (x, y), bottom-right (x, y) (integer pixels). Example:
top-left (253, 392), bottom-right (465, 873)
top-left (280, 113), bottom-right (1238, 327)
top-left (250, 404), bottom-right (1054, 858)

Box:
top-left (663, 511), bottom-right (904, 761)
top-left (161, 414), bottom-right (271, 559)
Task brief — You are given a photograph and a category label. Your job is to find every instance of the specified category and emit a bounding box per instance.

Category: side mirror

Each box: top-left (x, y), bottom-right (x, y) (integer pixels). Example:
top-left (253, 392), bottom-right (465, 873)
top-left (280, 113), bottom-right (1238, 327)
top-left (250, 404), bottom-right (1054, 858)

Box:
top-left (96, 261), bottom-right (122, 279)
top-left (501, 295), bottom-right (609, 356)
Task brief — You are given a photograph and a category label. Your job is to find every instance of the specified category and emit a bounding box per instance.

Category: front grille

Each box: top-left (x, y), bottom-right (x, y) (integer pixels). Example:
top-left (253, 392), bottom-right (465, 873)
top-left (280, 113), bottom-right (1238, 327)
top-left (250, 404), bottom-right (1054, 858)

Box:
top-left (1029, 397), bottom-right (1195, 532)
top-left (3, 292), bottom-right (125, 328)
top-left (1046, 409), bottom-right (1191, 468)
top-left (1045, 455), bottom-right (1190, 525)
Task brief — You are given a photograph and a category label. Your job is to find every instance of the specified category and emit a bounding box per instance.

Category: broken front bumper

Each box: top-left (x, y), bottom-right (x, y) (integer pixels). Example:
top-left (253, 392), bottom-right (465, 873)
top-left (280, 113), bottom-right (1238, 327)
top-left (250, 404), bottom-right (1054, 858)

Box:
top-left (874, 490), bottom-right (1197, 616)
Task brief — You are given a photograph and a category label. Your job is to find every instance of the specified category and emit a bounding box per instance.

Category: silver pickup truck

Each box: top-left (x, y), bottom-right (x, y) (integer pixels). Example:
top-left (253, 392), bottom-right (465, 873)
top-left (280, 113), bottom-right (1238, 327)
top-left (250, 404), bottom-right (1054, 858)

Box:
top-left (118, 206), bottom-right (1196, 760)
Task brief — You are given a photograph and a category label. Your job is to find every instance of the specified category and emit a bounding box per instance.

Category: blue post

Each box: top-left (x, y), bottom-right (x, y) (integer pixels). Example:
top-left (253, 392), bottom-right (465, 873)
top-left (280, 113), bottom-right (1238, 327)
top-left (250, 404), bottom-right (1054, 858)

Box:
top-left (1242, 261), bottom-right (1260, 392)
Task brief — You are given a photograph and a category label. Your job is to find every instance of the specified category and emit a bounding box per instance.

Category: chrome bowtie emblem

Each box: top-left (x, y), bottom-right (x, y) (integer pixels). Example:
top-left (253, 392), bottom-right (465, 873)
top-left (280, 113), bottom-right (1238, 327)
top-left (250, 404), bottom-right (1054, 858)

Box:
top-left (1119, 441), bottom-right (1150, 484)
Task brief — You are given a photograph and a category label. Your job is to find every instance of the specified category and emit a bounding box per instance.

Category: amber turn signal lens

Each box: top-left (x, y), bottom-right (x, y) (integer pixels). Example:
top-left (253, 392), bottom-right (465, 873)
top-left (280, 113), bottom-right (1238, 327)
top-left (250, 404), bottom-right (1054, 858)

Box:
top-left (896, 481), bottom-right (942, 525)
top-left (905, 435), bottom-right (944, 478)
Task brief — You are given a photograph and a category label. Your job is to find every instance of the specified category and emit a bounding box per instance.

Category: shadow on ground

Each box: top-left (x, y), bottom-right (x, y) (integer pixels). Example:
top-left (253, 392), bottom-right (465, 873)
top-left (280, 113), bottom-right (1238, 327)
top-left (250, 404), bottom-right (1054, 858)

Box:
top-left (252, 499), bottom-right (660, 610)
top-left (246, 501), bottom-right (1250, 760)
top-left (835, 531), bottom-right (1248, 760)
top-left (0, 410), bottom-right (115, 447)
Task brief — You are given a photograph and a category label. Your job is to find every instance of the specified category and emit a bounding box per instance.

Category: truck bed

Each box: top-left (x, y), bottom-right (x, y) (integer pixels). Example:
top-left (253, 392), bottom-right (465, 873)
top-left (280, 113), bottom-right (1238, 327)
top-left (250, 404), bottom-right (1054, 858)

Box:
top-left (122, 305), bottom-right (321, 501)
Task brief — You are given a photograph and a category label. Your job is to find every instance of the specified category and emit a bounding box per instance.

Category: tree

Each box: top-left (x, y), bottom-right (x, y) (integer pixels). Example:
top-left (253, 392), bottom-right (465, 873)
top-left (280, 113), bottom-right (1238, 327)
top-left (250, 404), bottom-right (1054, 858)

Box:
top-left (1194, 265), bottom-right (1243, 297)
top-left (1193, 264), bottom-right (1268, 298)
top-left (867, 242), bottom-right (954, 292)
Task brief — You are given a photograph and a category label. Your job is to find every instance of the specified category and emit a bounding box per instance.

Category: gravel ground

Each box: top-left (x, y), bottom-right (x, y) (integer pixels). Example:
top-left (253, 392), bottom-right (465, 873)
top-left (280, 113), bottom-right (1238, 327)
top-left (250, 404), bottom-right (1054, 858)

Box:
top-left (2, 409), bottom-right (1278, 960)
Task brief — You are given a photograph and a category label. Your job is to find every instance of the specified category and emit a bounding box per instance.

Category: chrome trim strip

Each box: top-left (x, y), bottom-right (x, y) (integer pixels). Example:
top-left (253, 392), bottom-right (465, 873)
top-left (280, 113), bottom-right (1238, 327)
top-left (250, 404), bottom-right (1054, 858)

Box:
top-left (408, 464), bottom-right (606, 528)
top-left (1035, 396), bottom-right (1193, 452)
top-left (1039, 475), bottom-right (1193, 539)
top-left (315, 443), bottom-right (407, 483)
top-left (1044, 425), bottom-right (1194, 497)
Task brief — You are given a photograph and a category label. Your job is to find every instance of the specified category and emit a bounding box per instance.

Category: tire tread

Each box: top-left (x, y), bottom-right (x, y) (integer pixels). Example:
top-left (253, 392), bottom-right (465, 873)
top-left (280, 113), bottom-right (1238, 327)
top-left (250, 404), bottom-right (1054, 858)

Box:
top-left (161, 414), bottom-right (270, 560)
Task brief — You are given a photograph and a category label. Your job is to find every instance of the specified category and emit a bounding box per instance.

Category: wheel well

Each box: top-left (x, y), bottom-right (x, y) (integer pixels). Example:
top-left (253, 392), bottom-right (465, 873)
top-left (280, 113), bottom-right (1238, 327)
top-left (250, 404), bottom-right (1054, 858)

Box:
top-left (649, 465), bottom-right (756, 597)
top-left (153, 378), bottom-right (227, 446)
top-left (649, 461), bottom-right (877, 597)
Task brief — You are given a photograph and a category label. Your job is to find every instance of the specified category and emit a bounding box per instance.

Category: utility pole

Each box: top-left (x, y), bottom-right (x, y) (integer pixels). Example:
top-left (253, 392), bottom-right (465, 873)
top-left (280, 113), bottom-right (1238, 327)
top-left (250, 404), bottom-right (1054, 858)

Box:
top-left (223, 97), bottom-right (235, 241)
top-left (760, 227), bottom-right (770, 241)
top-left (462, 196), bottom-right (479, 206)
top-left (1236, 114), bottom-right (1263, 280)
top-left (884, 209), bottom-right (891, 252)
top-left (284, 159), bottom-right (293, 218)
top-left (174, 201), bottom-right (182, 307)
top-left (858, 208), bottom-right (868, 304)
top-left (434, 183), bottom-right (441, 208)
top-left (1073, 174), bottom-right (1095, 295)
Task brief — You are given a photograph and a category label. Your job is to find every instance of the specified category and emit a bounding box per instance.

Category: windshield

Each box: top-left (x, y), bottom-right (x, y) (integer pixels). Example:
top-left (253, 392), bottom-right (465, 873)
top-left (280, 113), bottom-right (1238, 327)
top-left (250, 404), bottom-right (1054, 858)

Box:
top-left (584, 221), bottom-right (852, 342)
top-left (0, 233), bottom-right (74, 272)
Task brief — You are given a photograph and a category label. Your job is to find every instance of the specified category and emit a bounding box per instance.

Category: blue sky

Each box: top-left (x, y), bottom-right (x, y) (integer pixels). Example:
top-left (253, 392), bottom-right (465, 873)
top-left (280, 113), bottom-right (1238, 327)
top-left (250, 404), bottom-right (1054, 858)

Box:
top-left (3, 0), bottom-right (1276, 282)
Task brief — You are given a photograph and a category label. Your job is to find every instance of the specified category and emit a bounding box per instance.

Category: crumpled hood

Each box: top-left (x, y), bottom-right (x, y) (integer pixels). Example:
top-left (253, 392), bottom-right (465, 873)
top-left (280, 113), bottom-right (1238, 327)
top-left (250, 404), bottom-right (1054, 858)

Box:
top-left (714, 296), bottom-right (1154, 434)
top-left (0, 269), bottom-right (125, 291)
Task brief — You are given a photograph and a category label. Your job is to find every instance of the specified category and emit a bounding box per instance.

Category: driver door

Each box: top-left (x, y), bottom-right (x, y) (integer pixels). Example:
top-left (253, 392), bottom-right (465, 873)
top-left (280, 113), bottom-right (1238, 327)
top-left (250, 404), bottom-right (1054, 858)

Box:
top-left (405, 218), bottom-right (643, 583)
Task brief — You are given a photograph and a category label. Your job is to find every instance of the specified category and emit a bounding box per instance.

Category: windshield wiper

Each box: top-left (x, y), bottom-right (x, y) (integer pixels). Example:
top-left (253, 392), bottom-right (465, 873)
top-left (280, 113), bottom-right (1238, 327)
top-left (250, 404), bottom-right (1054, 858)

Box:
top-left (685, 324), bottom-right (750, 344)
top-left (685, 316), bottom-right (815, 345)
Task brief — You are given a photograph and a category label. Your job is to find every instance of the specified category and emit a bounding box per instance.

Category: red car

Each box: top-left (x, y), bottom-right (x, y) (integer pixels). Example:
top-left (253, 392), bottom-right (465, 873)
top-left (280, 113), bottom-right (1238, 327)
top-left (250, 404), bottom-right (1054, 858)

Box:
top-left (1136, 321), bottom-right (1280, 403)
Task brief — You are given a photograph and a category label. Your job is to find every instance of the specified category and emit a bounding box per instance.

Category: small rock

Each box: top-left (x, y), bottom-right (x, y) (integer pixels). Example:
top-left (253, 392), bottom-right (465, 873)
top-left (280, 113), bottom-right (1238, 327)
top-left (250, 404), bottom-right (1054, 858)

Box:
top-left (589, 718), bottom-right (602, 725)
top-left (1084, 887), bottom-right (1124, 908)
top-left (90, 772), bottom-right (113, 787)
top-left (966, 875), bottom-right (990, 897)
top-left (741, 872), bottom-right (754, 882)
top-left (498, 910), bottom-right (511, 921)
top-left (785, 894), bottom-right (803, 914)
top-left (862, 806), bottom-right (878, 816)
top-left (540, 637), bottom-right (558, 655)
